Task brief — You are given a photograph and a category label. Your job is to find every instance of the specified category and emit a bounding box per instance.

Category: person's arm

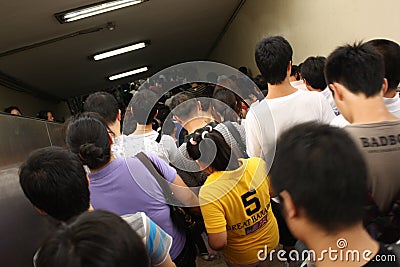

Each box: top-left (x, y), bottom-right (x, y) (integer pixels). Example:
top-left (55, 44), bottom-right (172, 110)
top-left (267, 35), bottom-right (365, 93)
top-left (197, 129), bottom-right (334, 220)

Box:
top-left (170, 174), bottom-right (200, 212)
top-left (244, 108), bottom-right (262, 158)
top-left (208, 231), bottom-right (227, 251)
top-left (146, 152), bottom-right (200, 209)
top-left (200, 188), bottom-right (228, 250)
top-left (140, 213), bottom-right (176, 267)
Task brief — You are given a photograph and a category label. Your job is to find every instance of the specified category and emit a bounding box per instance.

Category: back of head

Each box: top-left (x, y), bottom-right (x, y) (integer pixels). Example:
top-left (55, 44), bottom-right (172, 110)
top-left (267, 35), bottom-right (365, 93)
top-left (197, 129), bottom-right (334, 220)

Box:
top-left (37, 110), bottom-right (50, 120)
top-left (35, 210), bottom-right (150, 267)
top-left (66, 113), bottom-right (111, 170)
top-left (255, 36), bottom-right (293, 85)
top-left (131, 89), bottom-right (158, 125)
top-left (270, 122), bottom-right (367, 232)
top-left (84, 92), bottom-right (119, 125)
top-left (325, 42), bottom-right (385, 97)
top-left (4, 106), bottom-right (22, 115)
top-left (364, 39), bottom-right (400, 90)
top-left (186, 126), bottom-right (238, 171)
top-left (213, 88), bottom-right (241, 122)
top-left (170, 91), bottom-right (197, 121)
top-left (301, 56), bottom-right (327, 90)
top-left (19, 146), bottom-right (89, 221)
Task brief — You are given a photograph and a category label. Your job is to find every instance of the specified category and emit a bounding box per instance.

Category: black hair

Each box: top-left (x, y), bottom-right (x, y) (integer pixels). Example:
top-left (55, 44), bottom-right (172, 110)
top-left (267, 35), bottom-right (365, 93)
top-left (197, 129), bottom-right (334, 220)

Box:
top-left (35, 210), bottom-right (150, 267)
top-left (364, 39), bottom-right (400, 90)
top-left (66, 113), bottom-right (111, 170)
top-left (255, 36), bottom-right (293, 85)
top-left (37, 110), bottom-right (51, 120)
top-left (270, 122), bottom-right (367, 232)
top-left (19, 146), bottom-right (89, 221)
top-left (170, 91), bottom-right (197, 121)
top-left (254, 75), bottom-right (268, 91)
top-left (212, 88), bottom-right (241, 122)
top-left (301, 56), bottom-right (327, 90)
top-left (131, 89), bottom-right (158, 125)
top-left (84, 92), bottom-right (119, 125)
top-left (325, 42), bottom-right (385, 97)
top-left (4, 106), bottom-right (21, 115)
top-left (186, 127), bottom-right (239, 171)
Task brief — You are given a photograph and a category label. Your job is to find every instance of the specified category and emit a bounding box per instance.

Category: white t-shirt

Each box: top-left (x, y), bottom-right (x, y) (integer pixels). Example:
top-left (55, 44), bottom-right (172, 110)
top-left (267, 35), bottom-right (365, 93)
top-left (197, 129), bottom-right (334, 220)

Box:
top-left (384, 95), bottom-right (400, 118)
top-left (331, 95), bottom-right (400, 128)
top-left (124, 131), bottom-right (178, 162)
top-left (245, 90), bottom-right (335, 167)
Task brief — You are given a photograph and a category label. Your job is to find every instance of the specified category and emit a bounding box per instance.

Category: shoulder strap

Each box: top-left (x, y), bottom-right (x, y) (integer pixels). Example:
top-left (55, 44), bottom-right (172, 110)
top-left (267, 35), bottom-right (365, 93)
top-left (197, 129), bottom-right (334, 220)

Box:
top-left (136, 152), bottom-right (174, 203)
top-left (155, 131), bottom-right (162, 143)
top-left (223, 121), bottom-right (249, 158)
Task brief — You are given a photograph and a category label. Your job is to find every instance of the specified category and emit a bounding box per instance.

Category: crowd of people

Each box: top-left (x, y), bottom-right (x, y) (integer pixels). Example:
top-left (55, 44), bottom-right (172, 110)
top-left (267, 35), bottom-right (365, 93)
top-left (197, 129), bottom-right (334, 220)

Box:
top-left (17, 35), bottom-right (400, 267)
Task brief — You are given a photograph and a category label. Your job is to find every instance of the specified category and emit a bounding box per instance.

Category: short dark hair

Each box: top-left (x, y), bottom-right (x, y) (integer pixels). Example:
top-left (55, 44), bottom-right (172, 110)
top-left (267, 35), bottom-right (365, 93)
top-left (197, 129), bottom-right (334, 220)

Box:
top-left (84, 92), bottom-right (119, 125)
top-left (301, 56), bottom-right (327, 90)
top-left (325, 42), bottom-right (385, 97)
top-left (270, 122), bottom-right (367, 232)
top-left (364, 39), bottom-right (400, 90)
top-left (212, 88), bottom-right (241, 122)
top-left (19, 146), bottom-right (89, 221)
top-left (186, 127), bottom-right (239, 171)
top-left (4, 106), bottom-right (21, 114)
top-left (66, 113), bottom-right (111, 169)
top-left (255, 36), bottom-right (293, 85)
top-left (131, 89), bottom-right (158, 125)
top-left (170, 91), bottom-right (197, 121)
top-left (37, 110), bottom-right (51, 120)
top-left (35, 210), bottom-right (150, 267)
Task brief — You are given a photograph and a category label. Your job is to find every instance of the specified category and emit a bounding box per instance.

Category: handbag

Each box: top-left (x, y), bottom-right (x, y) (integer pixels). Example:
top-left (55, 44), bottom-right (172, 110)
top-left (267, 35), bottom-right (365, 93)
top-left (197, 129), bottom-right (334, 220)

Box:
top-left (136, 152), bottom-right (196, 231)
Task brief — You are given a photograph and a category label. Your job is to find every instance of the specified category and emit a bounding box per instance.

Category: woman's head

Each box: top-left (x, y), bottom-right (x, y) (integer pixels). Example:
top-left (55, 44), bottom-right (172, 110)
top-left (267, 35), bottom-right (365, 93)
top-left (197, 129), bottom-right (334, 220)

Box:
top-left (186, 126), bottom-right (238, 172)
top-left (66, 113), bottom-right (112, 170)
top-left (212, 88), bottom-right (241, 122)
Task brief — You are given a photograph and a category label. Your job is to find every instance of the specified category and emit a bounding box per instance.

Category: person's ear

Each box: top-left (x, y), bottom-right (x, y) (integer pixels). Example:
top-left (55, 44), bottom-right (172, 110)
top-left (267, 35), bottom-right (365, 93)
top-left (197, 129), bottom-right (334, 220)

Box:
top-left (117, 109), bottom-right (122, 122)
top-left (197, 100), bottom-right (203, 112)
top-left (173, 115), bottom-right (183, 126)
top-left (329, 83), bottom-right (344, 101)
top-left (280, 190), bottom-right (297, 219)
top-left (34, 207), bottom-right (47, 215)
top-left (108, 132), bottom-right (114, 145)
top-left (381, 78), bottom-right (389, 96)
top-left (287, 61), bottom-right (292, 73)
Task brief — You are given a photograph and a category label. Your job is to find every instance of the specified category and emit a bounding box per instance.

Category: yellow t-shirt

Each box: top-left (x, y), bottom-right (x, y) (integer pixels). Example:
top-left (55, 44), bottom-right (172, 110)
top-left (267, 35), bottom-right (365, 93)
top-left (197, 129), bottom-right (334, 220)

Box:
top-left (199, 157), bottom-right (279, 265)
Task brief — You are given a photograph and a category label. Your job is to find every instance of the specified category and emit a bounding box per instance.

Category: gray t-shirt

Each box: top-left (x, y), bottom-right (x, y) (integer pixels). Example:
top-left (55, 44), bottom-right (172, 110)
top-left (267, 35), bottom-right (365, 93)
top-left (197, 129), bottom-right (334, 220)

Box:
top-left (345, 120), bottom-right (400, 212)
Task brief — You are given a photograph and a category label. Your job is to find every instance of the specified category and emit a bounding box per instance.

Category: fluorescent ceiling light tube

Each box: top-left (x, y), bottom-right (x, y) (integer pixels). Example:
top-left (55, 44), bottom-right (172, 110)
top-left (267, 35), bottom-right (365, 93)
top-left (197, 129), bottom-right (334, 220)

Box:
top-left (94, 42), bottom-right (147, 61)
top-left (56, 0), bottom-right (147, 23)
top-left (109, 66), bottom-right (148, 80)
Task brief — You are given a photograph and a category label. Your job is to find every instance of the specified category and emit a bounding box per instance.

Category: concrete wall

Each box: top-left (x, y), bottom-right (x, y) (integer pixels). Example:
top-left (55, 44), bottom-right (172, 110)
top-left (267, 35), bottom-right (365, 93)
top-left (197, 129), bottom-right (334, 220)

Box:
top-left (210, 0), bottom-right (400, 76)
top-left (0, 85), bottom-right (71, 120)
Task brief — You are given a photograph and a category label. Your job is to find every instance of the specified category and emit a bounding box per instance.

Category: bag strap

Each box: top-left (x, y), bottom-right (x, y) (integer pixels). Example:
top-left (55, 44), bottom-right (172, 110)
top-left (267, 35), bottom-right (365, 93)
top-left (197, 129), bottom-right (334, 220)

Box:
top-left (223, 121), bottom-right (249, 158)
top-left (136, 152), bottom-right (175, 204)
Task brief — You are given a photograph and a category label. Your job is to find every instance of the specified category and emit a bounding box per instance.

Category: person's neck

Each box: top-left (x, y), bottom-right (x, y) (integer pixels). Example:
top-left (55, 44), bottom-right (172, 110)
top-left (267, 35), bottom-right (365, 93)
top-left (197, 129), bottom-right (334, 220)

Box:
top-left (108, 121), bottom-right (121, 138)
top-left (266, 79), bottom-right (298, 99)
top-left (89, 154), bottom-right (115, 173)
top-left (384, 89), bottom-right (397, 98)
top-left (133, 123), bottom-right (154, 134)
top-left (304, 223), bottom-right (379, 267)
top-left (347, 95), bottom-right (398, 124)
top-left (184, 116), bottom-right (213, 134)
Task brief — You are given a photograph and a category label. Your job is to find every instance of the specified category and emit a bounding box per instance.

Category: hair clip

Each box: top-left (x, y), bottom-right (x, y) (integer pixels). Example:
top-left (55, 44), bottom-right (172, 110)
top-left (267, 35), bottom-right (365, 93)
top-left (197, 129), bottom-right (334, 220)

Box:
top-left (201, 131), bottom-right (208, 140)
top-left (189, 137), bottom-right (197, 145)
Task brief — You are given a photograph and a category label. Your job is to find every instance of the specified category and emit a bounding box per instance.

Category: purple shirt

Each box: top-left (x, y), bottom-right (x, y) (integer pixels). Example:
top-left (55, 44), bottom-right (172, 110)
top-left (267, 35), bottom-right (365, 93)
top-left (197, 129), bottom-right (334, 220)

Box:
top-left (88, 152), bottom-right (185, 259)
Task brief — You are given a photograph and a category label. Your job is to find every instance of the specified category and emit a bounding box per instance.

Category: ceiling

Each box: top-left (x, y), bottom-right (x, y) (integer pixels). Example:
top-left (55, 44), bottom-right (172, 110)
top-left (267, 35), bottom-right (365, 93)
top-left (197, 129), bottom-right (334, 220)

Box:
top-left (0, 0), bottom-right (243, 100)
